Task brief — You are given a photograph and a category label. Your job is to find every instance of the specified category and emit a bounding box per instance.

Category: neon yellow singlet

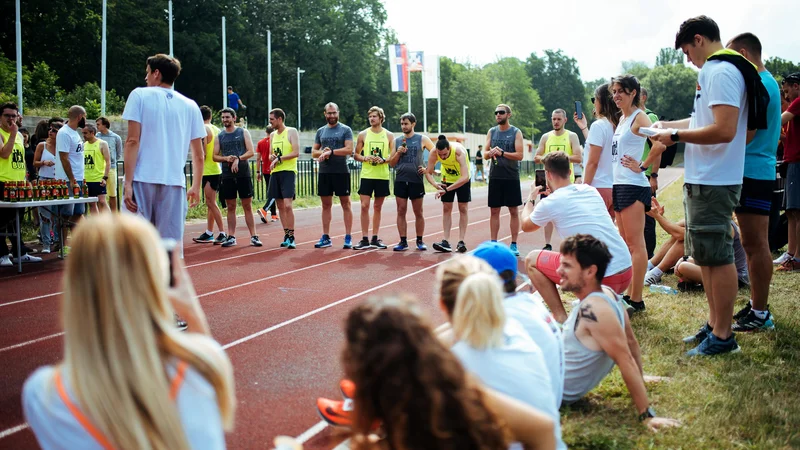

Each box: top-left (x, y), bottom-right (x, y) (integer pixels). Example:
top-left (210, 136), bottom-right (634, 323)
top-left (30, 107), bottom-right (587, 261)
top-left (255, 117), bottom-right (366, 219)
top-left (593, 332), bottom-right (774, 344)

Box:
top-left (83, 140), bottom-right (106, 183)
top-left (360, 128), bottom-right (390, 180)
top-left (437, 146), bottom-right (470, 183)
top-left (271, 128), bottom-right (297, 174)
top-left (203, 124), bottom-right (222, 176)
top-left (545, 131), bottom-right (575, 182)
top-left (0, 127), bottom-right (26, 182)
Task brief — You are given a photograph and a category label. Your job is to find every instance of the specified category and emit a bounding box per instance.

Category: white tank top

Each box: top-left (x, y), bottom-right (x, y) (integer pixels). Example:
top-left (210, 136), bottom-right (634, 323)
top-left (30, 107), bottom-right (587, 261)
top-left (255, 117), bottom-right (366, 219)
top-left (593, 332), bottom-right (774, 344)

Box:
top-left (611, 109), bottom-right (649, 187)
top-left (38, 143), bottom-right (57, 179)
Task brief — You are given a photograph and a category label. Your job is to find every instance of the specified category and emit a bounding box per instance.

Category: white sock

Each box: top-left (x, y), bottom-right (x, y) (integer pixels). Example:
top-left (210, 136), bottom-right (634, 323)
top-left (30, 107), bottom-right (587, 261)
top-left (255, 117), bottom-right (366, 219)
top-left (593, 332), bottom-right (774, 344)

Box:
top-left (647, 260), bottom-right (655, 271)
top-left (649, 267), bottom-right (663, 278)
top-left (206, 230), bottom-right (213, 235)
top-left (751, 308), bottom-right (768, 320)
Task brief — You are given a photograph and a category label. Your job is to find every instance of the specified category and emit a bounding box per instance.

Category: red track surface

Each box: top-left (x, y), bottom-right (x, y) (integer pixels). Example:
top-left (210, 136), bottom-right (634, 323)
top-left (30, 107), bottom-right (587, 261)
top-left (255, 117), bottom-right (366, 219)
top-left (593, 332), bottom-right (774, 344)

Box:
top-left (1, 169), bottom-right (682, 448)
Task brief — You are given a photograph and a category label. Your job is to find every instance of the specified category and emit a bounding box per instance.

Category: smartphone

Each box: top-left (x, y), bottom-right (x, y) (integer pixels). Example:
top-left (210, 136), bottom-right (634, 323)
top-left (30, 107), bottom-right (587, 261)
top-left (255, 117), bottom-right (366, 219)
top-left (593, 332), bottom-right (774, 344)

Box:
top-left (575, 101), bottom-right (583, 120)
top-left (535, 169), bottom-right (546, 189)
top-left (162, 238), bottom-right (178, 287)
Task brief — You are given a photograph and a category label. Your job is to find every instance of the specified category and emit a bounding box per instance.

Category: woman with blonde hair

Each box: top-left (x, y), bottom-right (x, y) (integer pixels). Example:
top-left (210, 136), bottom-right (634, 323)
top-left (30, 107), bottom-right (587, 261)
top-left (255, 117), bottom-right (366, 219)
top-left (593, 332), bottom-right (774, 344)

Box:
top-left (437, 255), bottom-right (565, 450)
top-left (23, 214), bottom-right (235, 450)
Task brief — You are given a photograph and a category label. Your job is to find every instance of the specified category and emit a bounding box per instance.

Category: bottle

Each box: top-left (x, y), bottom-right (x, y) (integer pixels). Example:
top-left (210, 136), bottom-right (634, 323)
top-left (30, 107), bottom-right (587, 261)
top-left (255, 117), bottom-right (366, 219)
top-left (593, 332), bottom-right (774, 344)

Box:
top-left (73, 180), bottom-right (80, 198)
top-left (41, 180), bottom-right (48, 200)
top-left (83, 181), bottom-right (89, 198)
top-left (26, 182), bottom-right (34, 201)
top-left (32, 180), bottom-right (39, 201)
top-left (52, 180), bottom-right (59, 200)
top-left (10, 181), bottom-right (17, 202)
top-left (2, 183), bottom-right (8, 202)
top-left (649, 284), bottom-right (678, 295)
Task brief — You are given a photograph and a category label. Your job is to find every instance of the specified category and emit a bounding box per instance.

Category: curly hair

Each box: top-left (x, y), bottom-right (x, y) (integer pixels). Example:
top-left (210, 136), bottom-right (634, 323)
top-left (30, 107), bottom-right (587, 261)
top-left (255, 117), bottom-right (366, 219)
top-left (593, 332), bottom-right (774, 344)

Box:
top-left (343, 296), bottom-right (510, 450)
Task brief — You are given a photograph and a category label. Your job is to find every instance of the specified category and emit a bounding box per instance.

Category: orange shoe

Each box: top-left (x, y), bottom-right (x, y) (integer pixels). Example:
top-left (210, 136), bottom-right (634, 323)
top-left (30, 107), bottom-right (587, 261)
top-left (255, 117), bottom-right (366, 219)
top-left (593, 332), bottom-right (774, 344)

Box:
top-left (777, 259), bottom-right (800, 273)
top-left (316, 397), bottom-right (353, 427)
top-left (271, 214), bottom-right (279, 222)
top-left (340, 379), bottom-right (356, 399)
top-left (257, 208), bottom-right (268, 223)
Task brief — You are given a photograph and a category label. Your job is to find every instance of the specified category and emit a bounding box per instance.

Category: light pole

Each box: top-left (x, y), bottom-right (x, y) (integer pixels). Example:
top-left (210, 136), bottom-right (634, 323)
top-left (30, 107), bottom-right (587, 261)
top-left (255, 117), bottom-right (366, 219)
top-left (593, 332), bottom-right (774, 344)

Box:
top-left (297, 67), bottom-right (305, 129)
top-left (462, 105), bottom-right (468, 135)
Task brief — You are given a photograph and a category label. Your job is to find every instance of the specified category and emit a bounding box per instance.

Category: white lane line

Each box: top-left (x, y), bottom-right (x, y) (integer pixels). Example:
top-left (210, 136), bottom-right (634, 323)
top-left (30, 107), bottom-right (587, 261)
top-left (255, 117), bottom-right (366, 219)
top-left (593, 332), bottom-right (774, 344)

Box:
top-left (0, 424), bottom-right (28, 439)
top-left (0, 332), bottom-right (64, 354)
top-left (0, 292), bottom-right (61, 308)
top-left (295, 420), bottom-right (328, 444)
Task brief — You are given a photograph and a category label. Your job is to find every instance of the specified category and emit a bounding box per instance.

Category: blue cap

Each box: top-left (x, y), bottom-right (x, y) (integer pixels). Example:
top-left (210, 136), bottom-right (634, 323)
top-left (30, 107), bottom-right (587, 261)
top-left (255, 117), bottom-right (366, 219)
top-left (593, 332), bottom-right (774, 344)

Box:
top-left (473, 241), bottom-right (518, 276)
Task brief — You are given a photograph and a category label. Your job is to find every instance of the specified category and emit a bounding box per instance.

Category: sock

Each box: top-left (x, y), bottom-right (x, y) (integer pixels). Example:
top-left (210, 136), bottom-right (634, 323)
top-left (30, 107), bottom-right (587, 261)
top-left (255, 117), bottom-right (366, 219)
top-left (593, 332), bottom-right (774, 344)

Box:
top-left (400, 236), bottom-right (407, 244)
top-left (206, 229), bottom-right (213, 235)
top-left (650, 267), bottom-right (663, 278)
top-left (647, 260), bottom-right (655, 271)
top-left (752, 308), bottom-right (768, 319)
top-left (491, 239), bottom-right (497, 242)
top-left (345, 234), bottom-right (351, 240)
top-left (706, 322), bottom-right (713, 331)
top-left (287, 229), bottom-right (294, 238)
top-left (322, 234), bottom-right (329, 240)
top-left (511, 241), bottom-right (517, 245)
top-left (416, 236), bottom-right (423, 243)
top-left (372, 235), bottom-right (378, 242)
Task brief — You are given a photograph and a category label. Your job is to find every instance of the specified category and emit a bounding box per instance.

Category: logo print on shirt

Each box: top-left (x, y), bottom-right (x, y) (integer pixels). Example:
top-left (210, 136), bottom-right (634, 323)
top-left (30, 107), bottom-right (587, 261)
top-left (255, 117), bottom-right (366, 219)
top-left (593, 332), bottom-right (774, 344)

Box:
top-left (11, 149), bottom-right (25, 169)
top-left (84, 153), bottom-right (95, 169)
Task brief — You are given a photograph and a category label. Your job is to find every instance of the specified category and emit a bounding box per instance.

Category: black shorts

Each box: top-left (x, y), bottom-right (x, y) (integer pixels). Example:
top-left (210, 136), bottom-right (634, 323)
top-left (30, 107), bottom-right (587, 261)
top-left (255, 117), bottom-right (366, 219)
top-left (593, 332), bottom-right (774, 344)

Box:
top-left (221, 176), bottom-right (254, 200)
top-left (358, 178), bottom-right (390, 198)
top-left (269, 171), bottom-right (296, 199)
top-left (442, 181), bottom-right (471, 203)
top-left (203, 174), bottom-right (221, 191)
top-left (394, 181), bottom-right (425, 200)
top-left (735, 177), bottom-right (773, 216)
top-left (86, 182), bottom-right (107, 197)
top-left (475, 159), bottom-right (483, 169)
top-left (318, 173), bottom-right (351, 197)
top-left (613, 184), bottom-right (652, 212)
top-left (488, 178), bottom-right (522, 208)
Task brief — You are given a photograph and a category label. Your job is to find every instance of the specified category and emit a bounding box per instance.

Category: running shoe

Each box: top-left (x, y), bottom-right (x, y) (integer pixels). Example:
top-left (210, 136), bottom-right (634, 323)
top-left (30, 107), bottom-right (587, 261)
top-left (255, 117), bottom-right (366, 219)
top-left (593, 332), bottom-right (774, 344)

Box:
top-left (353, 238), bottom-right (372, 250)
top-left (686, 333), bottom-right (741, 356)
top-left (343, 235), bottom-right (353, 249)
top-left (456, 241), bottom-right (467, 253)
top-left (433, 240), bottom-right (452, 253)
top-left (41, 245), bottom-right (51, 254)
top-left (214, 232), bottom-right (228, 245)
top-left (280, 235), bottom-right (290, 248)
top-left (371, 238), bottom-right (387, 249)
top-left (773, 252), bottom-right (793, 265)
top-left (221, 236), bottom-right (237, 247)
top-left (416, 240), bottom-right (428, 251)
top-left (0, 255), bottom-right (11, 267)
top-left (257, 208), bottom-right (268, 223)
top-left (315, 235), bottom-right (332, 248)
top-left (643, 269), bottom-right (662, 286)
top-left (286, 236), bottom-right (296, 249)
top-left (193, 231), bottom-right (214, 243)
top-left (682, 322), bottom-right (712, 344)
top-left (733, 303), bottom-right (752, 321)
top-left (340, 379), bottom-right (356, 399)
top-left (777, 259), bottom-right (800, 273)
top-left (316, 398), bottom-right (353, 427)
top-left (271, 214), bottom-right (279, 222)
top-left (510, 243), bottom-right (520, 256)
top-left (543, 244), bottom-right (553, 251)
top-left (732, 310), bottom-right (775, 332)
top-left (14, 253), bottom-right (43, 264)
top-left (393, 241), bottom-right (409, 251)
top-left (251, 236), bottom-right (263, 247)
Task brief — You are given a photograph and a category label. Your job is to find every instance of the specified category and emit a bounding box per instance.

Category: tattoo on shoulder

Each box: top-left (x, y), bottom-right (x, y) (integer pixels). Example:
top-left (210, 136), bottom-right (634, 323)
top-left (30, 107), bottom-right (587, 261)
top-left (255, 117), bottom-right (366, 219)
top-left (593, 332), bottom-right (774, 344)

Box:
top-left (578, 303), bottom-right (598, 324)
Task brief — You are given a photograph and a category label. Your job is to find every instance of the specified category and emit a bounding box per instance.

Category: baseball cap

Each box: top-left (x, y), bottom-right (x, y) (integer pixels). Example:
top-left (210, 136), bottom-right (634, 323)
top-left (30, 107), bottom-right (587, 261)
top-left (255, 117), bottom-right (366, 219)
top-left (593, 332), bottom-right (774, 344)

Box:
top-left (473, 241), bottom-right (518, 276)
top-left (784, 72), bottom-right (800, 84)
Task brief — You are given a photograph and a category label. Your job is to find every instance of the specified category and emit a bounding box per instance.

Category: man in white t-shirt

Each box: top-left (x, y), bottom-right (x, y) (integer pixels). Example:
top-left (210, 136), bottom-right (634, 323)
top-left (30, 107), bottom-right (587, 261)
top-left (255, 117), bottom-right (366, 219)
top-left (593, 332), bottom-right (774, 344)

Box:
top-left (122, 54), bottom-right (205, 251)
top-left (650, 16), bottom-right (749, 356)
top-left (55, 105), bottom-right (88, 242)
top-left (520, 151), bottom-right (633, 323)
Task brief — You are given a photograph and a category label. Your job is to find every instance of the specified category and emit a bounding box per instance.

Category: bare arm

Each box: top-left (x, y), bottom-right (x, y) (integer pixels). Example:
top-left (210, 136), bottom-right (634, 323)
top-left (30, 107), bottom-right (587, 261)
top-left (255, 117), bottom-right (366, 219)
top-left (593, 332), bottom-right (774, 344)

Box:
top-left (387, 137), bottom-right (403, 167)
top-left (33, 142), bottom-right (46, 168)
top-left (783, 110), bottom-right (796, 125)
top-left (282, 129), bottom-right (301, 161)
top-left (483, 386), bottom-right (556, 450)
top-left (212, 134), bottom-right (226, 163)
top-left (501, 130), bottom-right (525, 161)
top-left (0, 125), bottom-right (17, 159)
top-left (353, 132), bottom-right (367, 163)
top-left (424, 150), bottom-right (443, 189)
top-left (658, 118), bottom-right (691, 129)
top-left (483, 130), bottom-right (493, 159)
top-left (582, 144), bottom-right (602, 185)
top-left (534, 133), bottom-right (548, 164)
top-left (447, 146), bottom-right (471, 190)
top-left (101, 142), bottom-right (111, 181)
top-left (60, 152), bottom-right (75, 183)
top-left (568, 132), bottom-right (582, 163)
top-left (123, 121), bottom-right (142, 186)
top-left (240, 129), bottom-right (255, 160)
top-left (520, 185), bottom-right (544, 233)
top-left (672, 105), bottom-right (740, 145)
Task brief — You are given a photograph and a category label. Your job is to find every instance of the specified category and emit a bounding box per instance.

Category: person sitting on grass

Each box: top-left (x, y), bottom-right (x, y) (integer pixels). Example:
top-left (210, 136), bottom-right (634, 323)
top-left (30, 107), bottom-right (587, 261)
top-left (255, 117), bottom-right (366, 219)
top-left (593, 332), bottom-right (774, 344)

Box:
top-left (22, 214), bottom-right (235, 449)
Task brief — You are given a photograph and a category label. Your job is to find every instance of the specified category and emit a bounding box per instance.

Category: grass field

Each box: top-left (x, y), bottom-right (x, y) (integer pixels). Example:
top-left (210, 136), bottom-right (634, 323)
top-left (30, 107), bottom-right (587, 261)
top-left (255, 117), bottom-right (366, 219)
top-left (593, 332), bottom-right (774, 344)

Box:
top-left (560, 176), bottom-right (800, 449)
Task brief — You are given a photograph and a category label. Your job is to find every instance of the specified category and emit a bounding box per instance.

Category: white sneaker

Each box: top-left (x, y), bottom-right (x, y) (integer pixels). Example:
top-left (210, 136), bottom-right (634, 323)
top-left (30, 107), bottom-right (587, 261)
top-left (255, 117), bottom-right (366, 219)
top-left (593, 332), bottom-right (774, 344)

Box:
top-left (644, 269), bottom-right (662, 286)
top-left (41, 245), bottom-right (51, 254)
top-left (0, 255), bottom-right (11, 267)
top-left (773, 252), bottom-right (792, 265)
top-left (14, 253), bottom-right (43, 264)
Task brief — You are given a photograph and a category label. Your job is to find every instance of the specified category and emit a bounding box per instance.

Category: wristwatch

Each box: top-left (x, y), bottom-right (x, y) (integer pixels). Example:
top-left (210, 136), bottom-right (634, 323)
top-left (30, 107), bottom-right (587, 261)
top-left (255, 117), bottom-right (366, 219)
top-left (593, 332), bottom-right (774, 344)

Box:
top-left (639, 163), bottom-right (647, 172)
top-left (638, 407), bottom-right (656, 422)
top-left (671, 130), bottom-right (680, 142)
top-left (650, 172), bottom-right (659, 179)
top-left (102, 176), bottom-right (108, 180)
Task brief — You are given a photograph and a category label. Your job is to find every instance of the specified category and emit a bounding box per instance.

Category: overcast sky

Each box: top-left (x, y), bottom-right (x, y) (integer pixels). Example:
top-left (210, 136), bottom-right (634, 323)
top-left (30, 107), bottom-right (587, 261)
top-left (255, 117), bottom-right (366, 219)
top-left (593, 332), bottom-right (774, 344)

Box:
top-left (384, 0), bottom-right (798, 81)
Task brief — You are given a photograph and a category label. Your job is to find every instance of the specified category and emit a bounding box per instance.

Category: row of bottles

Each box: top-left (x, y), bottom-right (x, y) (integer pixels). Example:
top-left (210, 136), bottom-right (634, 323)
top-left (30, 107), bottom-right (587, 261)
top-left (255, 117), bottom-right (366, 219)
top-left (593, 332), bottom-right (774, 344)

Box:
top-left (2, 179), bottom-right (88, 202)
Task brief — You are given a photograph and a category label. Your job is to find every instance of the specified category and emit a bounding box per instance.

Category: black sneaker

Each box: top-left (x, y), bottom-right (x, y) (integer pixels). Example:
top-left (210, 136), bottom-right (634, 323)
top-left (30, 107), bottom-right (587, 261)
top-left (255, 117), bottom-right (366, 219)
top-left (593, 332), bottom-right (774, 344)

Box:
top-left (371, 238), bottom-right (387, 249)
top-left (683, 322), bottom-right (712, 344)
top-left (433, 240), bottom-right (452, 253)
top-left (221, 235), bottom-right (237, 247)
top-left (733, 303), bottom-right (752, 321)
top-left (622, 295), bottom-right (646, 315)
top-left (213, 233), bottom-right (227, 245)
top-left (193, 231), bottom-right (214, 243)
top-left (175, 315), bottom-right (188, 332)
top-left (353, 238), bottom-right (372, 250)
top-left (251, 236), bottom-right (263, 247)
top-left (456, 241), bottom-right (467, 253)
top-left (543, 244), bottom-right (553, 251)
top-left (732, 310), bottom-right (775, 332)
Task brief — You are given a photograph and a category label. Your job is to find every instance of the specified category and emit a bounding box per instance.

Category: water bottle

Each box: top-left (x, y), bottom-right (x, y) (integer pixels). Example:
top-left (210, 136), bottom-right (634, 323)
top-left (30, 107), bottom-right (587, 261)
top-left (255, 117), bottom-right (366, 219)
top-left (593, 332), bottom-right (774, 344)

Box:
top-left (649, 284), bottom-right (678, 295)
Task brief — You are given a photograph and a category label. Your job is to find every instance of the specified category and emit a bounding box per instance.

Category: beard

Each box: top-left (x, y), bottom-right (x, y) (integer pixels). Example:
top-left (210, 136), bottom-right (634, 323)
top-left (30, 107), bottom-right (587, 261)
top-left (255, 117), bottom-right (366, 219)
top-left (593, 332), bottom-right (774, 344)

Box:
top-left (327, 117), bottom-right (338, 125)
top-left (559, 279), bottom-right (584, 294)
top-left (497, 117), bottom-right (508, 125)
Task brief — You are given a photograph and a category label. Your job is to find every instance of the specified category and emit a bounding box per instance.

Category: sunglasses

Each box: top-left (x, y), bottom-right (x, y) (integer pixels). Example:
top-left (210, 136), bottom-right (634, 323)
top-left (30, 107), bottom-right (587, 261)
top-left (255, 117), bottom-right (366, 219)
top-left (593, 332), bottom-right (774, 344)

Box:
top-left (50, 126), bottom-right (62, 132)
top-left (590, 98), bottom-right (595, 104)
top-left (494, 111), bottom-right (507, 115)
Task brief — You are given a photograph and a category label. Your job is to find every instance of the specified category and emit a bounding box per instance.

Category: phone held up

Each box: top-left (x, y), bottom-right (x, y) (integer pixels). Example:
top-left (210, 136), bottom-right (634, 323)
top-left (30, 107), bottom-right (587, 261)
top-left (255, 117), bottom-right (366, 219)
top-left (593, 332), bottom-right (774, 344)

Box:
top-left (162, 238), bottom-right (178, 287)
top-left (575, 101), bottom-right (583, 120)
top-left (535, 169), bottom-right (546, 189)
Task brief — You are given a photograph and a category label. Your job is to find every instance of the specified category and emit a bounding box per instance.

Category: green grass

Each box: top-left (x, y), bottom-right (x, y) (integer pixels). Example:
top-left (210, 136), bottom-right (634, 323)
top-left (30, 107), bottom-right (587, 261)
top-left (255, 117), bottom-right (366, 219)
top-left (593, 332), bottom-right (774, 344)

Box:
top-left (559, 176), bottom-right (800, 449)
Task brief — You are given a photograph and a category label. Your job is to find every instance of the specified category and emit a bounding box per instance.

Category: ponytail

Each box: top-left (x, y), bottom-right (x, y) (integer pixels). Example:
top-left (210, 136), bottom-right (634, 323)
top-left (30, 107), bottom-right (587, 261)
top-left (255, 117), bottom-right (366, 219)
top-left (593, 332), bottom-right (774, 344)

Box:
top-left (451, 272), bottom-right (506, 349)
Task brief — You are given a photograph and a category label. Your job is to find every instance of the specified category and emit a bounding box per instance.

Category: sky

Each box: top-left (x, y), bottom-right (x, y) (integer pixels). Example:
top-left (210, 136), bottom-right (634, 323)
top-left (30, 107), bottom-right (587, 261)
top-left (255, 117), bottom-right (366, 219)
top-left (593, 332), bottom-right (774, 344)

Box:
top-left (383, 0), bottom-right (798, 81)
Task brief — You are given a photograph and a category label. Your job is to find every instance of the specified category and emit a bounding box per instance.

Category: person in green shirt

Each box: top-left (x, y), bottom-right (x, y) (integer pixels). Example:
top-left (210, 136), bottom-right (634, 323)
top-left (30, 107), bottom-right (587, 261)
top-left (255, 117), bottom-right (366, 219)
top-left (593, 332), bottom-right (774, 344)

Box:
top-left (641, 88), bottom-right (661, 260)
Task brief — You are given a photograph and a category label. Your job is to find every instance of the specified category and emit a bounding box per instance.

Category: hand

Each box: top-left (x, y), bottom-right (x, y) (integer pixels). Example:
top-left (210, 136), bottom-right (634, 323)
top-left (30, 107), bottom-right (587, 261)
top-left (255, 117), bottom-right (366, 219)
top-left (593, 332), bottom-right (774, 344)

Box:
top-left (573, 112), bottom-right (588, 130)
top-left (270, 159), bottom-right (278, 171)
top-left (257, 173), bottom-right (262, 182)
top-left (9, 121), bottom-right (18, 134)
top-left (649, 175), bottom-right (658, 194)
top-left (231, 160), bottom-right (239, 174)
top-left (435, 189), bottom-right (446, 199)
top-left (643, 417), bottom-right (682, 432)
top-left (227, 155), bottom-right (237, 163)
top-left (438, 183), bottom-right (448, 191)
top-left (46, 160), bottom-right (55, 167)
top-left (417, 165), bottom-right (426, 175)
top-left (651, 197), bottom-right (664, 216)
top-left (651, 129), bottom-right (675, 146)
top-left (399, 145), bottom-right (407, 154)
top-left (651, 121), bottom-right (665, 129)
top-left (620, 155), bottom-right (644, 173)
top-left (529, 183), bottom-right (543, 197)
top-left (533, 155), bottom-right (543, 164)
top-left (187, 184), bottom-right (200, 208)
top-left (165, 251), bottom-right (206, 329)
top-left (124, 182), bottom-right (137, 213)
top-left (100, 179), bottom-right (107, 187)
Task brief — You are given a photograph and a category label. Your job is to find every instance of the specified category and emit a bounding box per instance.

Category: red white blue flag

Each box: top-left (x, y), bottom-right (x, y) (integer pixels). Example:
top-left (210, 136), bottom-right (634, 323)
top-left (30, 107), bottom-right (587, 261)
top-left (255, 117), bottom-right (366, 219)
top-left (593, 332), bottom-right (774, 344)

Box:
top-left (388, 44), bottom-right (408, 92)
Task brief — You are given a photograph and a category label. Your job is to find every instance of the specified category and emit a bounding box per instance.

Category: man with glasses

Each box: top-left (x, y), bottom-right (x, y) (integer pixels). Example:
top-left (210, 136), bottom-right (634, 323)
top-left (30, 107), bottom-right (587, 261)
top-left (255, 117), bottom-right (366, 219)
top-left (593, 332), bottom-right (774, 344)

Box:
top-left (95, 117), bottom-right (123, 211)
top-left (484, 104), bottom-right (525, 255)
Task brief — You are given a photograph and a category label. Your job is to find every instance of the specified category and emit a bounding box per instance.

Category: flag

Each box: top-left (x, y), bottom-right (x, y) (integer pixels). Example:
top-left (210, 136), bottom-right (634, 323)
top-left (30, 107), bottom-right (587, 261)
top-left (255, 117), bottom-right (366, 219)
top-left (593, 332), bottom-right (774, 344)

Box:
top-left (388, 44), bottom-right (408, 92)
top-left (408, 51), bottom-right (424, 72)
top-left (423, 53), bottom-right (439, 99)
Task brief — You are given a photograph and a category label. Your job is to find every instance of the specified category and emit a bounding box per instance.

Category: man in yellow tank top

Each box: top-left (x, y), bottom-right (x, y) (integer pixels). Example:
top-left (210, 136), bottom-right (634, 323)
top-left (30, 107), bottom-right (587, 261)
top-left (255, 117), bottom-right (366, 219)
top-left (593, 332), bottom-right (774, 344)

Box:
top-left (534, 108), bottom-right (583, 251)
top-left (192, 106), bottom-right (226, 244)
top-left (268, 108), bottom-right (301, 248)
top-left (425, 135), bottom-right (471, 253)
top-left (353, 106), bottom-right (394, 250)
top-left (81, 124), bottom-right (111, 213)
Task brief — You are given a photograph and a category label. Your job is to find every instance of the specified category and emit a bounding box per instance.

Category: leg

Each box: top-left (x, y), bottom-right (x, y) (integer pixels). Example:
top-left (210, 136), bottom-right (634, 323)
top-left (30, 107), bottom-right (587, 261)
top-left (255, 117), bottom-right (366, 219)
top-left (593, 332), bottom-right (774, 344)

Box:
top-left (277, 199), bottom-right (289, 229)
top-left (675, 258), bottom-right (703, 283)
top-left (340, 196), bottom-right (353, 236)
top-left (97, 194), bottom-right (108, 212)
top-left (458, 202), bottom-right (469, 242)
top-left (242, 197), bottom-right (256, 236)
top-left (89, 202), bottom-right (99, 215)
top-left (738, 213), bottom-right (772, 311)
top-left (321, 196), bottom-right (333, 235)
top-left (372, 196), bottom-right (385, 236)
top-left (618, 202), bottom-right (647, 302)
top-left (442, 202), bottom-right (454, 241)
top-left (396, 197), bottom-right (408, 238)
top-left (283, 198), bottom-right (295, 230)
top-left (525, 250), bottom-right (567, 322)
top-left (109, 197), bottom-right (117, 212)
top-left (651, 237), bottom-right (675, 267)
top-left (509, 205), bottom-right (520, 242)
top-left (360, 195), bottom-right (371, 238)
top-left (644, 213), bottom-right (657, 259)
top-left (225, 199), bottom-right (237, 236)
top-left (657, 239), bottom-right (685, 272)
top-left (490, 207), bottom-right (501, 240)
top-left (412, 198), bottom-right (425, 237)
top-left (789, 210), bottom-right (800, 257)
top-left (705, 263), bottom-right (739, 340)
top-left (544, 223), bottom-right (554, 246)
top-left (205, 183), bottom-right (224, 232)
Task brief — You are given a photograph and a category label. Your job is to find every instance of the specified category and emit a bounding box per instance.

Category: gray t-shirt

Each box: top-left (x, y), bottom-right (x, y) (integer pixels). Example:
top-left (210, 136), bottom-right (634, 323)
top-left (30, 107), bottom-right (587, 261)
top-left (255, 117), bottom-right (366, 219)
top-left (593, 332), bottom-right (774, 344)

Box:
top-left (96, 131), bottom-right (123, 166)
top-left (393, 134), bottom-right (424, 183)
top-left (488, 125), bottom-right (521, 179)
top-left (315, 123), bottom-right (353, 174)
top-left (217, 127), bottom-right (250, 178)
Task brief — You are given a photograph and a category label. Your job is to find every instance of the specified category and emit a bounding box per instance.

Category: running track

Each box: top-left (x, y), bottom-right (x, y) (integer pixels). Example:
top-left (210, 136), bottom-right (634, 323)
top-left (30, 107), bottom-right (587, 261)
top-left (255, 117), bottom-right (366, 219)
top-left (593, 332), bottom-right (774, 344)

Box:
top-left (0, 170), bottom-right (683, 448)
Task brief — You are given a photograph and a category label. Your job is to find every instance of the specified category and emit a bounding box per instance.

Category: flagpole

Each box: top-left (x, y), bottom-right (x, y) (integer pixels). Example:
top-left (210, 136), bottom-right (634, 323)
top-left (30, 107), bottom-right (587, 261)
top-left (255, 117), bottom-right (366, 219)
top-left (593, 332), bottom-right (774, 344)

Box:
top-left (407, 68), bottom-right (411, 113)
top-left (15, 0), bottom-right (23, 113)
top-left (423, 98), bottom-right (427, 134)
top-left (267, 29), bottom-right (272, 113)
top-left (101, 0), bottom-right (107, 115)
top-left (221, 16), bottom-right (227, 109)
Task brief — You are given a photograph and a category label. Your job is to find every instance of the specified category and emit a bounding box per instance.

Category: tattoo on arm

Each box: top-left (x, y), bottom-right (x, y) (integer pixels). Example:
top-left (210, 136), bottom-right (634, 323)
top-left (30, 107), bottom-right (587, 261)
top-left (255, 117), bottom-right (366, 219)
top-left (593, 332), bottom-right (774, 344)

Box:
top-left (576, 303), bottom-right (598, 326)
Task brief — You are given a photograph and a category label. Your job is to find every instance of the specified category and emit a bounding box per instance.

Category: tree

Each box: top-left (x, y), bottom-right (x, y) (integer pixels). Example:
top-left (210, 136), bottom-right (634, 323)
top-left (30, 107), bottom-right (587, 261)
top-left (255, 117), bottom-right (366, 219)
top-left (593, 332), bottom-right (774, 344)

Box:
top-left (525, 50), bottom-right (584, 137)
top-left (765, 57), bottom-right (800, 82)
top-left (640, 64), bottom-right (697, 121)
top-left (620, 61), bottom-right (651, 80)
top-left (656, 48), bottom-right (684, 66)
top-left (485, 58), bottom-right (542, 138)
